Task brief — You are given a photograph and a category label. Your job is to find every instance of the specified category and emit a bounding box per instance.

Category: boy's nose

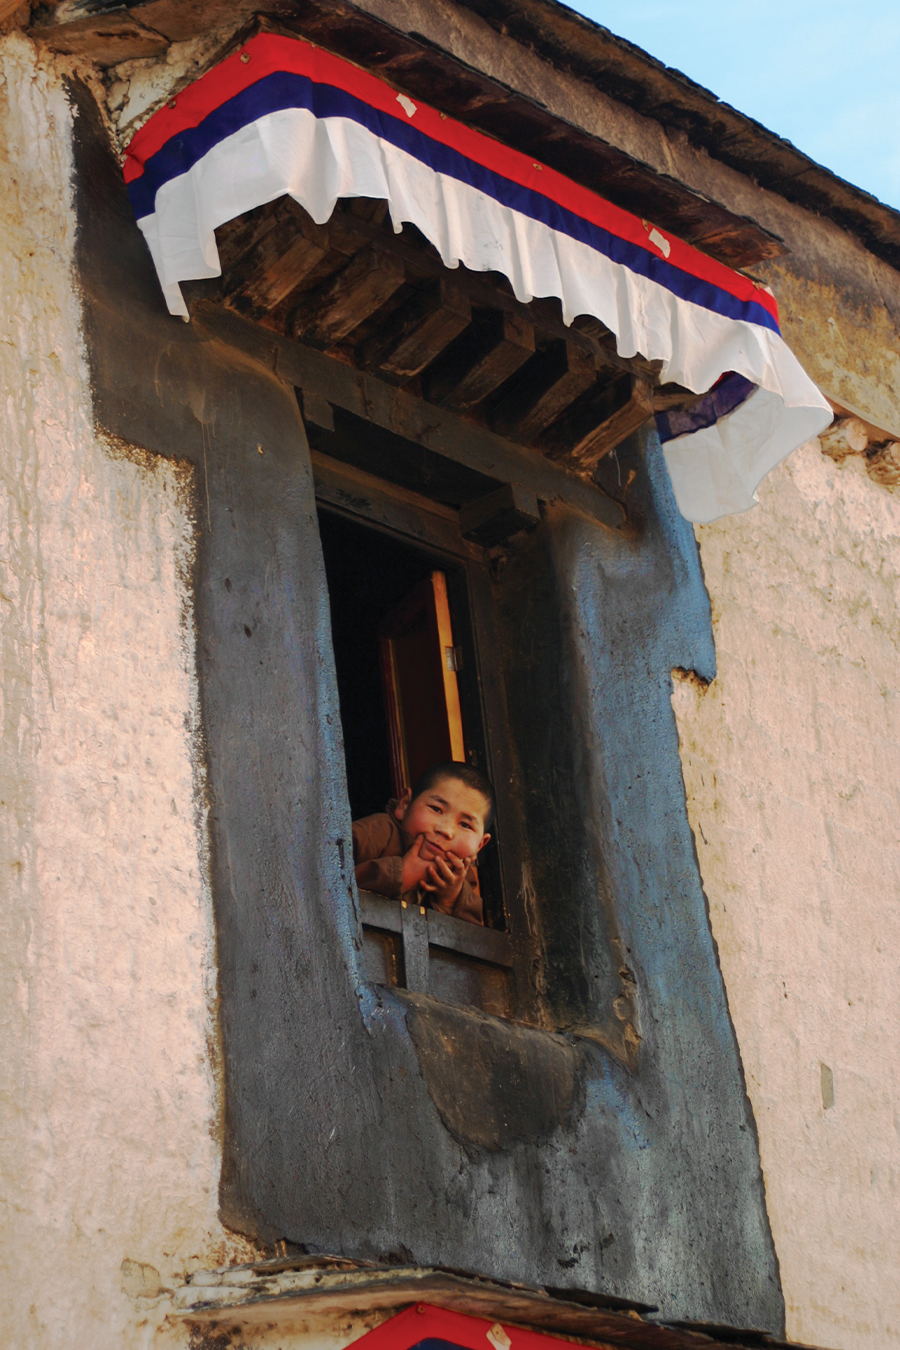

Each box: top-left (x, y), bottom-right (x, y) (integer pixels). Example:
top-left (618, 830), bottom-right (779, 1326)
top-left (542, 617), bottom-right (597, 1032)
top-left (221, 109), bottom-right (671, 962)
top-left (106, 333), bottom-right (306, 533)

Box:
top-left (434, 820), bottom-right (453, 837)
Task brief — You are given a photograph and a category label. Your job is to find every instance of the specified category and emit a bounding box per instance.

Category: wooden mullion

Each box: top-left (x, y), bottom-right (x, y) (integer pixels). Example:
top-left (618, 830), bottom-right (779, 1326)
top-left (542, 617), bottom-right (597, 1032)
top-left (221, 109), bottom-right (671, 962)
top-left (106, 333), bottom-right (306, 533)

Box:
top-left (378, 625), bottom-right (408, 801)
top-left (429, 571), bottom-right (466, 765)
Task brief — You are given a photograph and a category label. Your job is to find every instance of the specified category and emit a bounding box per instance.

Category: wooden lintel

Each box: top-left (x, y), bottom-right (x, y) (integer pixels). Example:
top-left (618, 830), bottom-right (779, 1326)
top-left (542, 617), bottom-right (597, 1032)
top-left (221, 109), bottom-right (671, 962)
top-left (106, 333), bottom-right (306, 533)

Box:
top-left (193, 300), bottom-right (627, 531)
top-left (358, 276), bottom-right (472, 385)
top-left (425, 309), bottom-right (535, 411)
top-left (310, 453), bottom-right (474, 561)
top-left (290, 246), bottom-right (405, 348)
top-left (490, 341), bottom-right (597, 443)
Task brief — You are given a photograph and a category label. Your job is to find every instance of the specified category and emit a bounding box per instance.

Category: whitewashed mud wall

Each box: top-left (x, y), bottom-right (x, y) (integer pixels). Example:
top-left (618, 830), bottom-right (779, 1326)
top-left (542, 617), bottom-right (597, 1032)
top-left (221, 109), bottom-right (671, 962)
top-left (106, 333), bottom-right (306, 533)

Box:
top-left (0, 36), bottom-right (252, 1350)
top-left (673, 443), bottom-right (900, 1350)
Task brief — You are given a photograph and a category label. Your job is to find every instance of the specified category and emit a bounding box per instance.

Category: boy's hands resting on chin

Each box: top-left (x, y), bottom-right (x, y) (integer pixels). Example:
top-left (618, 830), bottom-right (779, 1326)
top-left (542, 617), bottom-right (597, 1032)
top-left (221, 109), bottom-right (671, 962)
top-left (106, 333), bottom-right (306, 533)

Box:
top-left (400, 834), bottom-right (467, 910)
top-left (420, 848), bottom-right (467, 911)
top-left (400, 835), bottom-right (432, 894)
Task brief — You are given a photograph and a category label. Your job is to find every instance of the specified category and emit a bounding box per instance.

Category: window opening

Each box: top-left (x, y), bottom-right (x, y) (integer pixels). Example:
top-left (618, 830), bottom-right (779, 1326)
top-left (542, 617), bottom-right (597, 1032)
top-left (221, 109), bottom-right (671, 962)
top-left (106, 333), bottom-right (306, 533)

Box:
top-left (317, 505), bottom-right (514, 1017)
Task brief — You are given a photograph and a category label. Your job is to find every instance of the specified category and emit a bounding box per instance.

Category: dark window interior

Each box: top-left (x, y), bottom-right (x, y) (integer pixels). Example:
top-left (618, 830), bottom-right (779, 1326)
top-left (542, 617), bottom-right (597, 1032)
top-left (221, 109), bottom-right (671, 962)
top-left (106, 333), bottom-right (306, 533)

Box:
top-left (317, 509), bottom-right (451, 819)
top-left (379, 570), bottom-right (466, 798)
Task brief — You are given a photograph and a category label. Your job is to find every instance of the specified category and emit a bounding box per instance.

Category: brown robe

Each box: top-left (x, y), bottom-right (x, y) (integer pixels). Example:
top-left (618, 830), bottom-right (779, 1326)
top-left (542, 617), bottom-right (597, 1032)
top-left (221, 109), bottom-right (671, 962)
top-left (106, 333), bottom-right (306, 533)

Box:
top-left (351, 806), bottom-right (483, 926)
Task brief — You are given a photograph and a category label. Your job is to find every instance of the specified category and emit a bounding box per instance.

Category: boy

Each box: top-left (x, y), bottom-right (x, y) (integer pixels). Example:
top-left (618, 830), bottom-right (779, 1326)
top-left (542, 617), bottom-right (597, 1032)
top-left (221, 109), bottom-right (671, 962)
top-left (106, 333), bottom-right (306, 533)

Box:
top-left (352, 763), bottom-right (494, 927)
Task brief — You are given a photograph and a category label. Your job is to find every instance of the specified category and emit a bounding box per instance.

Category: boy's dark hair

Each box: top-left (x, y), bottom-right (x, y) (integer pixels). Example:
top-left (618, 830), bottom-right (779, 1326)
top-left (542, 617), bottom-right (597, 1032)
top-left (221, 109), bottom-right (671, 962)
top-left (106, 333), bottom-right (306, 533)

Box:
top-left (410, 762), bottom-right (495, 827)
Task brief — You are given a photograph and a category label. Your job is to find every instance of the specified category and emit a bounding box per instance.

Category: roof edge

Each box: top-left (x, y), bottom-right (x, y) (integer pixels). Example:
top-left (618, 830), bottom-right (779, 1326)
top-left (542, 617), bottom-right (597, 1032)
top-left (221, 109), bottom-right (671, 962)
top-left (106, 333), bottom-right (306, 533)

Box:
top-left (457, 0), bottom-right (900, 273)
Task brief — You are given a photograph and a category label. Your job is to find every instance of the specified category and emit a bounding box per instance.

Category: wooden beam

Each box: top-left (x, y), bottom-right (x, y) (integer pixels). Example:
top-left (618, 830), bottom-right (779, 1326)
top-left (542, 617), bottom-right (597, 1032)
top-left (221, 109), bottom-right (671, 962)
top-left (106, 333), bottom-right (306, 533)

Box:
top-left (26, 10), bottom-right (170, 64)
top-left (357, 276), bottom-right (472, 385)
top-left (289, 246), bottom-right (405, 348)
top-left (652, 382), bottom-right (703, 413)
top-left (458, 483), bottom-right (541, 547)
top-left (489, 341), bottom-right (596, 443)
top-left (300, 391), bottom-right (335, 433)
top-left (193, 300), bottom-right (627, 531)
top-left (540, 374), bottom-right (655, 469)
top-left (310, 452), bottom-right (475, 561)
top-left (221, 207), bottom-right (333, 317)
top-left (328, 203), bottom-right (645, 378)
top-left (425, 309), bottom-right (534, 411)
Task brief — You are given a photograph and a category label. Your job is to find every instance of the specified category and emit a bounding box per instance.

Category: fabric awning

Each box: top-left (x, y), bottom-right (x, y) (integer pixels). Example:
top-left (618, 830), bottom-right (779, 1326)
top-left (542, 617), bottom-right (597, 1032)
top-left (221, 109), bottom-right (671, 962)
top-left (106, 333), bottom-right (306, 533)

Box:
top-left (123, 33), bottom-right (832, 523)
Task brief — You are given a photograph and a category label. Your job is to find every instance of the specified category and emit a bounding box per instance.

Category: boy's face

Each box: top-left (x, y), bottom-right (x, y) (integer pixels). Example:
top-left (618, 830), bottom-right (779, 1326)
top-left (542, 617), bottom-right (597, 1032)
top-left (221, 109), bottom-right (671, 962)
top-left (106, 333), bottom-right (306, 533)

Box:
top-left (395, 776), bottom-right (491, 863)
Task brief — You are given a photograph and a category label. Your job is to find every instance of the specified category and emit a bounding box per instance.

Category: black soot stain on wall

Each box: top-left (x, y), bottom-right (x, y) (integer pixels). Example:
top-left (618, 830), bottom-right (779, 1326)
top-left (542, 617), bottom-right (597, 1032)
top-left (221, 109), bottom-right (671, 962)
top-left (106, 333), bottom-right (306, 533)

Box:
top-left (70, 80), bottom-right (783, 1333)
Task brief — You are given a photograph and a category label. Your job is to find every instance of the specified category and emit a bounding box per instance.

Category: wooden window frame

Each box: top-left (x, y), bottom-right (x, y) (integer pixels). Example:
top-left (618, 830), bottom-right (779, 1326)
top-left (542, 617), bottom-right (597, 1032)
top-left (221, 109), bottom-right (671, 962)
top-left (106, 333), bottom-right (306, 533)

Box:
top-left (312, 449), bottom-right (533, 1020)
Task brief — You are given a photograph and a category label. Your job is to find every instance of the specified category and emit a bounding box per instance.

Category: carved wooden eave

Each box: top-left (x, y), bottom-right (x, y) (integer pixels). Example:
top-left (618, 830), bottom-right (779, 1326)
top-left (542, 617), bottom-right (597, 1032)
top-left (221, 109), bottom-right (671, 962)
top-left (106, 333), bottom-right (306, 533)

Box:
top-left (211, 192), bottom-right (669, 480)
top-left (29, 2), bottom-right (790, 482)
top-left (34, 0), bottom-right (787, 273)
top-left (34, 2), bottom-right (833, 511)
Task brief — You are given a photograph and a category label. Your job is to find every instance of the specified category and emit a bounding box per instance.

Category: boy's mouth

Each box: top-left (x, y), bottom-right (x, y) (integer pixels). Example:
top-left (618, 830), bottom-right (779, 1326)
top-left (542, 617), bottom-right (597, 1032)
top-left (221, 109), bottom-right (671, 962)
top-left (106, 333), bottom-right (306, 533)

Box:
top-left (421, 838), bottom-right (451, 859)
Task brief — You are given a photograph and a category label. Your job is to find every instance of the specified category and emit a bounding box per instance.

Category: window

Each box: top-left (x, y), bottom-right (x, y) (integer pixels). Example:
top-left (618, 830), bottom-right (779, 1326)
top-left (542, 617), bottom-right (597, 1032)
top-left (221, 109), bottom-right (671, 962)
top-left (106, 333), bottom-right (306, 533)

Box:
top-left (302, 369), bottom-right (637, 1044)
top-left (315, 470), bottom-right (515, 1017)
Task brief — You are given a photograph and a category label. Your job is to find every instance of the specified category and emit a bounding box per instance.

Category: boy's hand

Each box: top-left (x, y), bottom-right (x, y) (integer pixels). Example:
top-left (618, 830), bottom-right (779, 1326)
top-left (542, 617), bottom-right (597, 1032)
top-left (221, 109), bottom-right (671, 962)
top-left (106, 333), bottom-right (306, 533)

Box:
top-left (420, 849), bottom-right (467, 912)
top-left (400, 835), bottom-right (432, 894)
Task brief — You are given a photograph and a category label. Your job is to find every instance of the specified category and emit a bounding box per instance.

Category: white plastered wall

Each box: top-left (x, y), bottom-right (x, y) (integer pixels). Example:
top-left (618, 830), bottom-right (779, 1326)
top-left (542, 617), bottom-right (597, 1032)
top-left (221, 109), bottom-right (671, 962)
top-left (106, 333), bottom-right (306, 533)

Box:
top-left (672, 443), bottom-right (900, 1350)
top-left (0, 34), bottom-right (254, 1350)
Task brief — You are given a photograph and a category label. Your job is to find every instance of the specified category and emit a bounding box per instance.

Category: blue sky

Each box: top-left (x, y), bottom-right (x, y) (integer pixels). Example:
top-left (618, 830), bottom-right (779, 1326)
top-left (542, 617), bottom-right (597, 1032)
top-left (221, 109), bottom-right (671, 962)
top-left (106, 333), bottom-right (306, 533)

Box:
top-left (562, 1), bottom-right (900, 210)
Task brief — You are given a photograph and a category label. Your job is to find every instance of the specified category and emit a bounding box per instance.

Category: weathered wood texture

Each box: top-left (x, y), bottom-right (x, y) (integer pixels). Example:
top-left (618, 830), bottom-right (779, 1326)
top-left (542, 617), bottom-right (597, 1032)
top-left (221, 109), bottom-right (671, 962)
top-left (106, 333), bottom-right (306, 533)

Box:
top-left (291, 245), bottom-right (405, 346)
top-left (542, 375), bottom-right (656, 470)
top-left (359, 277), bottom-right (472, 384)
top-left (425, 309), bottom-right (535, 411)
top-left (215, 196), bottom-right (670, 473)
top-left (173, 1260), bottom-right (820, 1350)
